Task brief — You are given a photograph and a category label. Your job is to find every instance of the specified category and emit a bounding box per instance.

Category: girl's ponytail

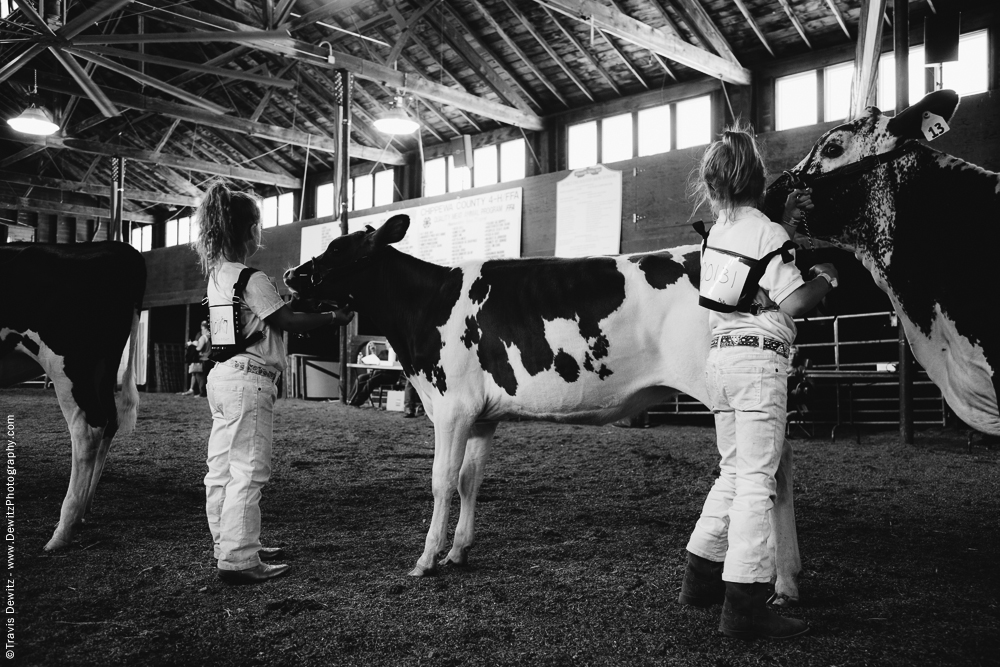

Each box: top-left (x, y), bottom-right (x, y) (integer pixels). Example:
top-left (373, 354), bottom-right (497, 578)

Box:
top-left (192, 181), bottom-right (261, 276)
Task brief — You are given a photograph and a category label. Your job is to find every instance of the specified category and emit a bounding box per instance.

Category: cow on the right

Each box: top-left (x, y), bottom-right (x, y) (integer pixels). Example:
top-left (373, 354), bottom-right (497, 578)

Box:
top-left (764, 89), bottom-right (1000, 435)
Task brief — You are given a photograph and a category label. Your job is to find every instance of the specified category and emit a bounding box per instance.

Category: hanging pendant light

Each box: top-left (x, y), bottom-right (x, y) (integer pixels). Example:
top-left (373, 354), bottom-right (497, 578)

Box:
top-left (374, 96), bottom-right (419, 135)
top-left (7, 70), bottom-right (58, 136)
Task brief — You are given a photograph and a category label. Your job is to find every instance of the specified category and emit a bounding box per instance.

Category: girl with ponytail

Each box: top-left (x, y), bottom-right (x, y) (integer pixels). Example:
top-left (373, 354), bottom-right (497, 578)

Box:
top-left (192, 181), bottom-right (354, 585)
top-left (679, 125), bottom-right (839, 640)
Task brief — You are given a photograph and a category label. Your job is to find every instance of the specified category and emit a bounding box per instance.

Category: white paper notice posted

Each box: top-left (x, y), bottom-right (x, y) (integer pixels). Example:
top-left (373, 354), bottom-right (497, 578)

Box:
top-left (555, 165), bottom-right (622, 257)
top-left (300, 187), bottom-right (523, 266)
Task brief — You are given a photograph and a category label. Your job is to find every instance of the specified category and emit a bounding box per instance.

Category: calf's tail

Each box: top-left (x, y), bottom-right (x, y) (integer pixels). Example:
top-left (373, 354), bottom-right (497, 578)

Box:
top-left (116, 310), bottom-right (140, 436)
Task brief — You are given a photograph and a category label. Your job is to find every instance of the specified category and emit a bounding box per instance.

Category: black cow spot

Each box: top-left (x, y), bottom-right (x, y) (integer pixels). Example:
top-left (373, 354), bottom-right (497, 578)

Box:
top-left (553, 350), bottom-right (580, 383)
top-left (471, 256), bottom-right (627, 396)
top-left (469, 275), bottom-right (489, 304)
top-left (0, 333), bottom-right (23, 358)
top-left (628, 253), bottom-right (685, 289)
top-left (461, 316), bottom-right (480, 349)
top-left (19, 335), bottom-right (40, 356)
top-left (598, 364), bottom-right (613, 380)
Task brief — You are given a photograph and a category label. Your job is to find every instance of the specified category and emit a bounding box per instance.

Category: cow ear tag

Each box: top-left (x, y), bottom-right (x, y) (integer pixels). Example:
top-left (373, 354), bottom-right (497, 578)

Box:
top-left (921, 111), bottom-right (950, 141)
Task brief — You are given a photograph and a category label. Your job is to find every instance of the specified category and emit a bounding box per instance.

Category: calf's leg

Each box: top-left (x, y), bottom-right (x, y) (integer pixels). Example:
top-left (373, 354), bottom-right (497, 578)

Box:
top-left (441, 421), bottom-right (497, 567)
top-left (769, 437), bottom-right (801, 606)
top-left (410, 412), bottom-right (474, 576)
top-left (45, 404), bottom-right (103, 551)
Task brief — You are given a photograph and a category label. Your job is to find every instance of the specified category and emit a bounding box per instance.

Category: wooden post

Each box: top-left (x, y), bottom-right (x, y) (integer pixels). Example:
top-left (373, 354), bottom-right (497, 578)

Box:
top-left (894, 0), bottom-right (914, 444)
top-left (338, 69), bottom-right (352, 405)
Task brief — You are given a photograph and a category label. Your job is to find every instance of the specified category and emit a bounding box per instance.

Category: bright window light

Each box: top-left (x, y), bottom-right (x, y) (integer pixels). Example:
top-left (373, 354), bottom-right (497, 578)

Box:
top-left (130, 224), bottom-right (151, 252)
top-left (676, 95), bottom-right (712, 149)
top-left (474, 144), bottom-right (498, 187)
top-left (374, 169), bottom-right (395, 206)
top-left (824, 61), bottom-right (854, 123)
top-left (316, 182), bottom-right (335, 218)
top-left (602, 113), bottom-right (633, 164)
top-left (261, 196), bottom-right (278, 228)
top-left (638, 104), bottom-right (671, 156)
top-left (943, 30), bottom-right (988, 97)
top-left (346, 178), bottom-right (354, 212)
top-left (353, 174), bottom-right (374, 211)
top-left (776, 71), bottom-right (817, 130)
top-left (448, 155), bottom-right (471, 192)
top-left (878, 45), bottom-right (926, 111)
top-left (277, 192), bottom-right (294, 225)
top-left (425, 157), bottom-right (446, 197)
top-left (165, 219), bottom-right (178, 248)
top-left (177, 217), bottom-right (191, 245)
top-left (500, 138), bottom-right (526, 182)
top-left (0, 0), bottom-right (10, 20)
top-left (567, 120), bottom-right (597, 169)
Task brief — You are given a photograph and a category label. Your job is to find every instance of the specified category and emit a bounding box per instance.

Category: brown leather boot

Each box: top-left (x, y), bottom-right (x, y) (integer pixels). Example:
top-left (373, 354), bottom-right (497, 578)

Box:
top-left (678, 552), bottom-right (725, 607)
top-left (719, 582), bottom-right (808, 640)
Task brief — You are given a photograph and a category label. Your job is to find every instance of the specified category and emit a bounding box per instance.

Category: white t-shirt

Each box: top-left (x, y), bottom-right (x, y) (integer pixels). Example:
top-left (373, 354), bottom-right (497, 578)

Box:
top-left (208, 262), bottom-right (287, 370)
top-left (705, 206), bottom-right (805, 344)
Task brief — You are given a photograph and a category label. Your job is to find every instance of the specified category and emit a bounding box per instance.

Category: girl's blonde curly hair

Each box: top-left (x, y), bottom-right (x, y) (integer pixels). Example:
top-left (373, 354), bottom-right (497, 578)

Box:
top-left (690, 121), bottom-right (767, 219)
top-left (191, 181), bottom-right (263, 277)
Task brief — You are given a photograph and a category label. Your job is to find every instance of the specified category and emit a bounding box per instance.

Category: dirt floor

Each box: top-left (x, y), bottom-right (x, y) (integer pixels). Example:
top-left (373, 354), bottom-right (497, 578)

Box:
top-left (5, 387), bottom-right (999, 667)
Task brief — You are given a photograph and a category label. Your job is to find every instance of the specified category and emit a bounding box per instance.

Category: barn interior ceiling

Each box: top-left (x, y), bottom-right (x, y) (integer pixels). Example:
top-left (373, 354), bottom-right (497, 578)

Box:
top-left (0, 0), bottom-right (976, 222)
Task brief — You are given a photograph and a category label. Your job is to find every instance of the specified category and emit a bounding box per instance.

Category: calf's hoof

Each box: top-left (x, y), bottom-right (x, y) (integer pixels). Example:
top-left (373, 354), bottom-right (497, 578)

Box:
top-left (438, 551), bottom-right (469, 568)
top-left (43, 534), bottom-right (72, 552)
top-left (408, 563), bottom-right (437, 577)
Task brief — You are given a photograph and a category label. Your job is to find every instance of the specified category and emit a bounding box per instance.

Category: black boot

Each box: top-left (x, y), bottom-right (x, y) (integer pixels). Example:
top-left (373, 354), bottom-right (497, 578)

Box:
top-left (719, 582), bottom-right (808, 640)
top-left (678, 552), bottom-right (725, 607)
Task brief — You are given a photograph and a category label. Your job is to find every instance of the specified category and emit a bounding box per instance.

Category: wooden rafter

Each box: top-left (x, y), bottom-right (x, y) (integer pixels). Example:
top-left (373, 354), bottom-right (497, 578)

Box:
top-left (73, 45), bottom-right (297, 88)
top-left (824, 0), bottom-right (852, 39)
top-left (607, 0), bottom-right (675, 81)
top-left (732, 0), bottom-right (774, 57)
top-left (463, 0), bottom-right (570, 105)
top-left (668, 0), bottom-right (739, 63)
top-left (144, 3), bottom-right (545, 130)
top-left (534, 0), bottom-right (750, 84)
top-left (851, 0), bottom-right (888, 118)
top-left (0, 194), bottom-right (155, 223)
top-left (0, 170), bottom-right (200, 207)
top-left (776, 0), bottom-right (812, 49)
top-left (509, 1), bottom-right (599, 100)
top-left (4, 133), bottom-right (302, 188)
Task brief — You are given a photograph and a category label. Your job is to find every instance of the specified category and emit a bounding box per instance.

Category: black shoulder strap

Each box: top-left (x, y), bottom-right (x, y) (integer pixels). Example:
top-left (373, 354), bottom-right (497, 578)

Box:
top-left (736, 240), bottom-right (798, 312)
top-left (233, 268), bottom-right (259, 300)
top-left (691, 220), bottom-right (709, 253)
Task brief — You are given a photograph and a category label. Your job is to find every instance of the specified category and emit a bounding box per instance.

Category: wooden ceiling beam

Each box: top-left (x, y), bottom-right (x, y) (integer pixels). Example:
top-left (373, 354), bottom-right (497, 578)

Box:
top-left (850, 0), bottom-right (888, 118)
top-left (24, 70), bottom-right (395, 163)
top-left (67, 49), bottom-right (231, 114)
top-left (540, 5), bottom-right (611, 98)
top-left (144, 4), bottom-right (545, 130)
top-left (371, 25), bottom-right (484, 133)
top-left (73, 45), bottom-right (297, 88)
top-left (535, 0), bottom-right (750, 84)
top-left (0, 194), bottom-right (155, 223)
top-left (500, 0), bottom-right (597, 100)
top-left (285, 0), bottom-right (369, 32)
top-left (0, 145), bottom-right (46, 169)
top-left (463, 0), bottom-right (570, 105)
top-left (48, 48), bottom-right (122, 117)
top-left (777, 0), bottom-right (813, 49)
top-left (0, 170), bottom-right (201, 207)
top-left (668, 0), bottom-right (739, 63)
top-left (70, 30), bottom-right (295, 47)
top-left (824, 0), bottom-right (853, 40)
top-left (607, 0), bottom-right (674, 81)
top-left (418, 2), bottom-right (539, 114)
top-left (731, 0), bottom-right (774, 57)
top-left (4, 133), bottom-right (302, 188)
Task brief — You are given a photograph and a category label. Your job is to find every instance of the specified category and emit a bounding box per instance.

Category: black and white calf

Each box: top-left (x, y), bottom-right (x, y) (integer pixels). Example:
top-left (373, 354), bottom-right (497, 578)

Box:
top-left (0, 242), bottom-right (145, 550)
top-left (285, 216), bottom-right (804, 604)
top-left (765, 90), bottom-right (1000, 435)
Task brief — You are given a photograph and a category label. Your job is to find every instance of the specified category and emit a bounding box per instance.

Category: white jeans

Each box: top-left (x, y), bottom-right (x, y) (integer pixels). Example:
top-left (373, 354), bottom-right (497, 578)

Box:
top-left (686, 347), bottom-right (788, 584)
top-left (205, 362), bottom-right (278, 571)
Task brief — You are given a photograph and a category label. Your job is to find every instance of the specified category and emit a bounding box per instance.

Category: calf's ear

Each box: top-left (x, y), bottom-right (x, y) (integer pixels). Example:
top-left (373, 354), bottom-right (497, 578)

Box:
top-left (886, 89), bottom-right (960, 139)
top-left (372, 214), bottom-right (410, 247)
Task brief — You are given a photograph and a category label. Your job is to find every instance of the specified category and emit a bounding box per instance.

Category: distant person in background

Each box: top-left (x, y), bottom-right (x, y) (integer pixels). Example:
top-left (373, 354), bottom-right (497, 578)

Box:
top-left (403, 380), bottom-right (424, 418)
top-left (180, 321), bottom-right (211, 397)
top-left (349, 342), bottom-right (401, 407)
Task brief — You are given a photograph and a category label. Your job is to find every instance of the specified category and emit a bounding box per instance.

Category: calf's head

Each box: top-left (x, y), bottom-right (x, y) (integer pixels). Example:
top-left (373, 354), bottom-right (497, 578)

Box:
top-left (283, 214), bottom-right (410, 304)
top-left (763, 89), bottom-right (960, 247)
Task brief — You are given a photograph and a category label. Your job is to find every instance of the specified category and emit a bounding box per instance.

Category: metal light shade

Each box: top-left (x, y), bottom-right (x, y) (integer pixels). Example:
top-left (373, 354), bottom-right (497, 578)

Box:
top-left (7, 105), bottom-right (58, 136)
top-left (374, 101), bottom-right (419, 135)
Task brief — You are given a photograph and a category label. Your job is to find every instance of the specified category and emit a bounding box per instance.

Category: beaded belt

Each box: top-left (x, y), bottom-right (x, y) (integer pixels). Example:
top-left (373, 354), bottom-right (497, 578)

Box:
top-left (222, 357), bottom-right (279, 381)
top-left (710, 334), bottom-right (790, 358)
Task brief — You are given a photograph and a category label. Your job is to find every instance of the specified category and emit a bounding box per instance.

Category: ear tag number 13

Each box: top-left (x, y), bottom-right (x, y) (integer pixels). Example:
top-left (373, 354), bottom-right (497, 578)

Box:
top-left (921, 111), bottom-right (950, 141)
